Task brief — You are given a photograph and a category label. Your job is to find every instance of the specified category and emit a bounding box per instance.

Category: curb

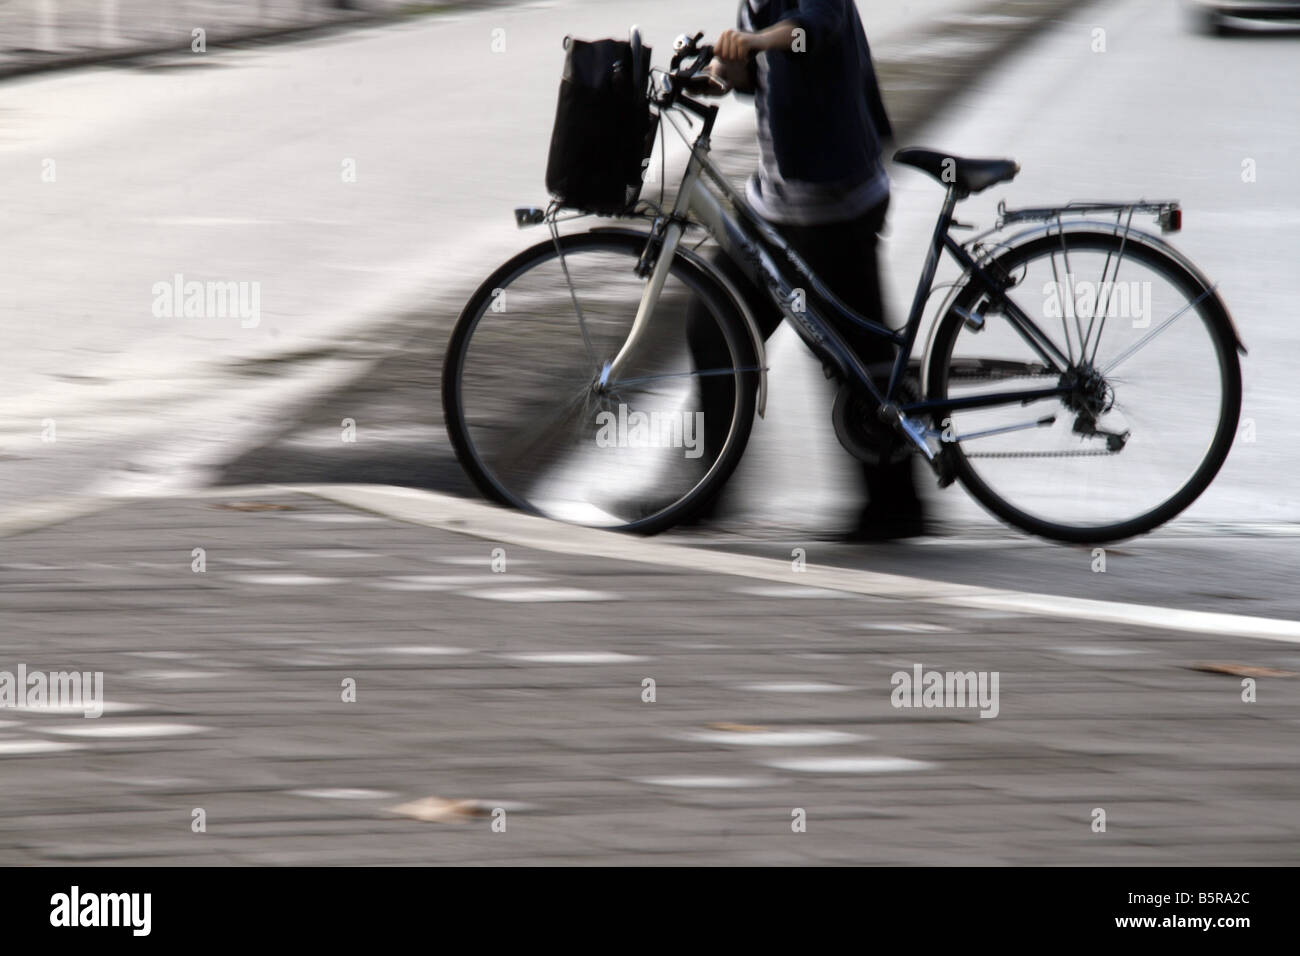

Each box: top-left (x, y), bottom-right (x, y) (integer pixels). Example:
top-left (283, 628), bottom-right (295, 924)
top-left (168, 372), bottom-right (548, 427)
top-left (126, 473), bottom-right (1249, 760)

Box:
top-left (295, 483), bottom-right (1300, 645)
top-left (8, 480), bottom-right (1300, 644)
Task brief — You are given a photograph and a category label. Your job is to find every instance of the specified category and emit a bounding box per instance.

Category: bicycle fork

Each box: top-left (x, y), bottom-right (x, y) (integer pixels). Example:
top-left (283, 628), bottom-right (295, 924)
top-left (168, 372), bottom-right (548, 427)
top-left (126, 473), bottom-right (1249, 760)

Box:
top-left (600, 161), bottom-right (705, 389)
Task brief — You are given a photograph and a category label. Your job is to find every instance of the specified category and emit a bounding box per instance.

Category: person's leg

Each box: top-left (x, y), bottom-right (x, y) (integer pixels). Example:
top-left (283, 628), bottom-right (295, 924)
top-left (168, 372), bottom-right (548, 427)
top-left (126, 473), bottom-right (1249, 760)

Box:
top-left (779, 200), bottom-right (926, 538)
top-left (779, 199), bottom-right (890, 367)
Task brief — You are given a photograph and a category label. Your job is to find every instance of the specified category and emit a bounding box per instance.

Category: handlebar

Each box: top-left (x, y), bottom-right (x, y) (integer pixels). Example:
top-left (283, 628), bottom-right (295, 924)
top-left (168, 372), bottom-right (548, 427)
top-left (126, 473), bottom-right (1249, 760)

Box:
top-left (656, 31), bottom-right (717, 109)
top-left (671, 31), bottom-right (712, 72)
top-left (627, 26), bottom-right (720, 136)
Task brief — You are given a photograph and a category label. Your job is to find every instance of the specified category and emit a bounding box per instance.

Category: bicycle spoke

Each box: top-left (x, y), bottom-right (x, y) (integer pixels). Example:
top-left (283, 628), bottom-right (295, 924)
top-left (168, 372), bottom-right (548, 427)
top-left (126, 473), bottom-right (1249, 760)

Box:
top-left (1100, 283), bottom-right (1218, 375)
top-left (1079, 248), bottom-right (1112, 360)
top-left (485, 387), bottom-right (595, 475)
top-left (1047, 249), bottom-right (1075, 364)
top-left (551, 226), bottom-right (601, 372)
top-left (448, 233), bottom-right (758, 531)
top-left (1057, 233), bottom-right (1091, 365)
top-left (933, 230), bottom-right (1238, 540)
top-left (1087, 208), bottom-right (1136, 365)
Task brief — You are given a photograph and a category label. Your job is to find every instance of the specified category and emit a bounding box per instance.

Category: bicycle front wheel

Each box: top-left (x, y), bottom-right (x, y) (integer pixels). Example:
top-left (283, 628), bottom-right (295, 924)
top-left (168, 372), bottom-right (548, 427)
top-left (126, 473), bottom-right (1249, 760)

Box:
top-left (927, 229), bottom-right (1242, 543)
top-left (442, 230), bottom-right (759, 533)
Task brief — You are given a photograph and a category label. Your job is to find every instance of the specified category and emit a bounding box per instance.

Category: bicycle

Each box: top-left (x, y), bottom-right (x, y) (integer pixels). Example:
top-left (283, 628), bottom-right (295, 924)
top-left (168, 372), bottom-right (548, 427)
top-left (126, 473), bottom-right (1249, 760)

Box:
top-left (443, 30), bottom-right (1246, 544)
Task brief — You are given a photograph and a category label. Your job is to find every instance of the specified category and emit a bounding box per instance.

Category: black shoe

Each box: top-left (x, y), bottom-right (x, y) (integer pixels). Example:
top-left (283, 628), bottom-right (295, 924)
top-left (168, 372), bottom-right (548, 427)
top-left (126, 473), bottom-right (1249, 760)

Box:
top-left (845, 499), bottom-right (927, 541)
top-left (844, 455), bottom-right (927, 540)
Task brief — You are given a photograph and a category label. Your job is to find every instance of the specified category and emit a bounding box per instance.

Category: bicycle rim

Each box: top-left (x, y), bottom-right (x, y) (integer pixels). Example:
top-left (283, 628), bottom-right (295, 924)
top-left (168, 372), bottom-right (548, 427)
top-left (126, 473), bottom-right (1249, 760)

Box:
top-left (444, 232), bottom-right (757, 532)
top-left (929, 232), bottom-right (1241, 542)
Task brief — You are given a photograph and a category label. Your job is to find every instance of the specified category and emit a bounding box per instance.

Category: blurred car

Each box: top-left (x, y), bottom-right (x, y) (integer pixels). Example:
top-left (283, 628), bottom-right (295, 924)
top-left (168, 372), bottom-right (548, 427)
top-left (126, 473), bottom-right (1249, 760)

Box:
top-left (1191, 0), bottom-right (1300, 33)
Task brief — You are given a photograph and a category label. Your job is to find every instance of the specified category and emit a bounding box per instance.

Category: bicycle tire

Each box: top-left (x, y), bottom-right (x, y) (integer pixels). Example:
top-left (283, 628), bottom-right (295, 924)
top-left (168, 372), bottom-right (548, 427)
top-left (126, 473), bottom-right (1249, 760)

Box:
top-left (443, 230), bottom-right (759, 534)
top-left (927, 229), bottom-right (1242, 543)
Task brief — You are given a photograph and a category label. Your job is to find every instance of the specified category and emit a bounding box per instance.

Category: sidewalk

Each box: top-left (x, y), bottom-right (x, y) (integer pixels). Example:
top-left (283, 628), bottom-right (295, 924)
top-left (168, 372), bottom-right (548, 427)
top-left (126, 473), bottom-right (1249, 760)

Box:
top-left (0, 0), bottom-right (463, 78)
top-left (0, 486), bottom-right (1296, 865)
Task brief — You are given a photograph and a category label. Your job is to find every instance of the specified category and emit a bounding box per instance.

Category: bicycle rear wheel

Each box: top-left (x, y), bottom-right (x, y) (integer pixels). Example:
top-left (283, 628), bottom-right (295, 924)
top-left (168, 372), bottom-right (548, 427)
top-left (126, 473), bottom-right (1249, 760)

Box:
top-left (927, 230), bottom-right (1242, 543)
top-left (443, 230), bottom-right (759, 533)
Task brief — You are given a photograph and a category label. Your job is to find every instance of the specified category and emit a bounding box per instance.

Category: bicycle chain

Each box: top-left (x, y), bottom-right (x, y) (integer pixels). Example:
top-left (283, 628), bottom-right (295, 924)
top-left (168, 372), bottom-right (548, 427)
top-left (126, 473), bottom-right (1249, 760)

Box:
top-left (962, 449), bottom-right (1118, 459)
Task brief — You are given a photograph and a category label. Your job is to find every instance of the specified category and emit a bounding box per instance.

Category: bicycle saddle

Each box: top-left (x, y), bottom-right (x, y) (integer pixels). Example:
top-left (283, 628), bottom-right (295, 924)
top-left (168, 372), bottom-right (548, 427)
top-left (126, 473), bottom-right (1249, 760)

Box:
top-left (893, 147), bottom-right (1020, 196)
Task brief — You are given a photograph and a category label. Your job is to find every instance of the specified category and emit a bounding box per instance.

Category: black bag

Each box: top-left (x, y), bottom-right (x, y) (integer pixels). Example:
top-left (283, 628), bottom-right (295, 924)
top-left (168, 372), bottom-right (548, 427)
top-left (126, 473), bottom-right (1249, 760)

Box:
top-left (545, 36), bottom-right (655, 215)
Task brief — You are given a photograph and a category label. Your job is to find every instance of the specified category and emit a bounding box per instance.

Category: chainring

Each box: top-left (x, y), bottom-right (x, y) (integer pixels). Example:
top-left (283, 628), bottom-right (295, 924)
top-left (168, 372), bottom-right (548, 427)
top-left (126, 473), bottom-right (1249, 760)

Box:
top-left (831, 377), bottom-right (920, 466)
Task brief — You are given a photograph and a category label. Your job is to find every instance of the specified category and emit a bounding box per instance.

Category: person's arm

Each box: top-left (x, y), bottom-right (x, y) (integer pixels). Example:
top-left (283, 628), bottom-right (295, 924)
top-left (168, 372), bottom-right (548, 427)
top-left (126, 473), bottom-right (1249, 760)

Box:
top-left (717, 0), bottom-right (849, 59)
top-left (715, 21), bottom-right (798, 61)
top-left (705, 21), bottom-right (793, 97)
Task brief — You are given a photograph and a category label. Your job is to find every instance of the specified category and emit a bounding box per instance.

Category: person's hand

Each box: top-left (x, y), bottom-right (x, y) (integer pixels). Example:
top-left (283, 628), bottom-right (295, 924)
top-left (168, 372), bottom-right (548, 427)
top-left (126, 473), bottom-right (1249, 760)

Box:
top-left (715, 29), bottom-right (755, 62)
top-left (682, 67), bottom-right (730, 96)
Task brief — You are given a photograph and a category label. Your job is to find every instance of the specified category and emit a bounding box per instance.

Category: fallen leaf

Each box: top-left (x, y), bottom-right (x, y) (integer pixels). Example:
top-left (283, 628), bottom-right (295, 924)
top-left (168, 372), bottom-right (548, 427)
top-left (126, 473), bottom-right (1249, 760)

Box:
top-left (1188, 662), bottom-right (1298, 679)
top-left (389, 797), bottom-right (490, 824)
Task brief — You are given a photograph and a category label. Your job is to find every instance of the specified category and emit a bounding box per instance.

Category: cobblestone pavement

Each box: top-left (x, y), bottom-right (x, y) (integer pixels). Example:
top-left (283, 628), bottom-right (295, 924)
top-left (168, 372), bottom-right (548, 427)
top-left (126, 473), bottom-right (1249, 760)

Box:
top-left (1, 489), bottom-right (1296, 865)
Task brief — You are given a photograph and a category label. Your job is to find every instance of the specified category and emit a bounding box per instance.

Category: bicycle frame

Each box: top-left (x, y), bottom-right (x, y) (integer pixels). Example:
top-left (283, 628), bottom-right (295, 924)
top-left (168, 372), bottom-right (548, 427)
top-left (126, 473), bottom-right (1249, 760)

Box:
top-left (462, 34), bottom-right (1246, 541)
top-left (596, 90), bottom-right (1217, 465)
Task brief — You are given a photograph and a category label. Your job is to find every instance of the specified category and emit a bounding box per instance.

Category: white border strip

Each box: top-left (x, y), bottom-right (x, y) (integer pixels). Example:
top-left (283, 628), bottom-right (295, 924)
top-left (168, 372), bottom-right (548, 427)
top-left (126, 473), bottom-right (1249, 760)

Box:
top-left (4, 482), bottom-right (1296, 644)
top-left (289, 484), bottom-right (1300, 645)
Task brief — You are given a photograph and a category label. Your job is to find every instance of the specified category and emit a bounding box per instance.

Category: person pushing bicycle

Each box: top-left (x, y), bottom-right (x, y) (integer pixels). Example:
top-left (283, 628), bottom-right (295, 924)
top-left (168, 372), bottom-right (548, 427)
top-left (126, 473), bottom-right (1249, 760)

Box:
top-left (444, 18), bottom-right (1241, 544)
top-left (693, 1), bottom-right (925, 539)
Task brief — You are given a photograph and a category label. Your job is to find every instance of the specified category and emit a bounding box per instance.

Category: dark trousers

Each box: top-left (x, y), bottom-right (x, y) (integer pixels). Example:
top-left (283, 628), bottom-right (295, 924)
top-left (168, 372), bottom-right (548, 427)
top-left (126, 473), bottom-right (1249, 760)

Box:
top-left (688, 196), bottom-right (920, 518)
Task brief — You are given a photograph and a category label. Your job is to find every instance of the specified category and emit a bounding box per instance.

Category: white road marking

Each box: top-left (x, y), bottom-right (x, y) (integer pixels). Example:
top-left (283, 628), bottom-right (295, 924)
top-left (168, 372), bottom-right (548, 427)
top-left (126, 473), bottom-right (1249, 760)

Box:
top-left (369, 574), bottom-right (543, 591)
top-left (438, 556), bottom-right (537, 567)
top-left (938, 592), bottom-right (1300, 644)
top-left (502, 652), bottom-right (648, 664)
top-left (467, 588), bottom-right (620, 603)
top-left (292, 549), bottom-right (384, 559)
top-left (0, 740), bottom-right (84, 756)
top-left (292, 486), bottom-right (1300, 645)
top-left (682, 730), bottom-right (868, 747)
top-left (130, 670), bottom-right (225, 680)
top-left (370, 646), bottom-right (472, 656)
top-left (740, 682), bottom-right (854, 694)
top-left (733, 586), bottom-right (858, 599)
top-left (230, 574), bottom-right (344, 586)
top-left (764, 757), bottom-right (935, 773)
top-left (41, 723), bottom-right (208, 738)
top-left (1058, 646), bottom-right (1147, 657)
top-left (283, 513), bottom-right (387, 524)
top-left (639, 776), bottom-right (776, 789)
top-left (860, 622), bottom-right (954, 632)
top-left (11, 702), bottom-right (143, 715)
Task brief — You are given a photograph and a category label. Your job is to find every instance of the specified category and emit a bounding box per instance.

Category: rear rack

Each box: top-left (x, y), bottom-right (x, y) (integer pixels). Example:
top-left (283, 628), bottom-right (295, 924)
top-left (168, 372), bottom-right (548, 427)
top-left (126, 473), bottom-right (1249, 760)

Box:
top-left (997, 199), bottom-right (1182, 234)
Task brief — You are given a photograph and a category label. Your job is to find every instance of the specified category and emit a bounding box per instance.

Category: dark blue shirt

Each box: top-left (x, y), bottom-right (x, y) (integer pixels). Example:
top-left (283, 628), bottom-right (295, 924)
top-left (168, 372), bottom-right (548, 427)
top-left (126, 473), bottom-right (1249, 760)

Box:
top-left (738, 0), bottom-right (893, 224)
